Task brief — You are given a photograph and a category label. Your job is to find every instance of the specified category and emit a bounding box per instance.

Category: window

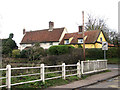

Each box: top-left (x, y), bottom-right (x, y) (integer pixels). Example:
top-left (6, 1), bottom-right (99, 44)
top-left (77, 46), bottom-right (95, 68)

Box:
top-left (50, 42), bottom-right (53, 45)
top-left (44, 42), bottom-right (46, 44)
top-left (64, 40), bottom-right (69, 44)
top-left (78, 39), bottom-right (83, 43)
top-left (22, 44), bottom-right (26, 47)
top-left (100, 37), bottom-right (102, 42)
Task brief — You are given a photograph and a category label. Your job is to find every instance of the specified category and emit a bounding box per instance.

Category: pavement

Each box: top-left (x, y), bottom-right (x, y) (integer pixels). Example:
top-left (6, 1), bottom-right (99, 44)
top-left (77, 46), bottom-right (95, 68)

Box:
top-left (46, 68), bottom-right (119, 89)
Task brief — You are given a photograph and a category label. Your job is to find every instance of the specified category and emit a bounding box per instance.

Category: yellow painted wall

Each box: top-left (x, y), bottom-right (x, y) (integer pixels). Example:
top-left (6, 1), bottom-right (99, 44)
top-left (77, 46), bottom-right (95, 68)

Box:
top-left (97, 31), bottom-right (106, 42)
top-left (81, 44), bottom-right (95, 48)
top-left (71, 44), bottom-right (78, 48)
top-left (69, 37), bottom-right (73, 43)
top-left (95, 43), bottom-right (102, 48)
top-left (95, 31), bottom-right (106, 48)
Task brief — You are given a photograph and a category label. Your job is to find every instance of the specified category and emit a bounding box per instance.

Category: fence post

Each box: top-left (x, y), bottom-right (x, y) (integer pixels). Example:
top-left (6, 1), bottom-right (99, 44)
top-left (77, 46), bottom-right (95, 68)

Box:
top-left (40, 64), bottom-right (45, 82)
top-left (106, 60), bottom-right (107, 69)
top-left (62, 63), bottom-right (65, 79)
top-left (6, 65), bottom-right (11, 89)
top-left (88, 60), bottom-right (89, 71)
top-left (77, 62), bottom-right (81, 78)
top-left (94, 60), bottom-right (97, 72)
top-left (93, 60), bottom-right (95, 72)
top-left (97, 60), bottom-right (99, 71)
top-left (81, 61), bottom-right (84, 74)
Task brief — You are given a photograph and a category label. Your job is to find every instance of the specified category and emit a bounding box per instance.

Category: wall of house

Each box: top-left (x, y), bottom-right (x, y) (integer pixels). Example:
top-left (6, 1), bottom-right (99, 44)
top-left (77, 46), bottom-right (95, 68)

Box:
top-left (81, 44), bottom-right (95, 48)
top-left (71, 44), bottom-right (78, 48)
top-left (95, 43), bottom-right (102, 48)
top-left (69, 37), bottom-right (73, 43)
top-left (95, 31), bottom-right (106, 48)
top-left (40, 42), bottom-right (59, 49)
top-left (97, 31), bottom-right (106, 42)
top-left (20, 44), bottom-right (33, 50)
top-left (71, 44), bottom-right (95, 48)
top-left (59, 28), bottom-right (68, 42)
top-left (20, 42), bottom-right (59, 50)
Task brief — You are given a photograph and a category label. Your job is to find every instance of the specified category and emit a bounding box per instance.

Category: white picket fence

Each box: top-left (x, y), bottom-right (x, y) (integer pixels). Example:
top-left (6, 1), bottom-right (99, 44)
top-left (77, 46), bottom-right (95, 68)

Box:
top-left (0, 60), bottom-right (107, 88)
top-left (81, 60), bottom-right (107, 74)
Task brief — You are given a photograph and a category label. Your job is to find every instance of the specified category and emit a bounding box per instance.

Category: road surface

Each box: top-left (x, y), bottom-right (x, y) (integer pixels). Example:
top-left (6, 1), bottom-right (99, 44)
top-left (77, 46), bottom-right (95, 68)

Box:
top-left (84, 76), bottom-right (120, 88)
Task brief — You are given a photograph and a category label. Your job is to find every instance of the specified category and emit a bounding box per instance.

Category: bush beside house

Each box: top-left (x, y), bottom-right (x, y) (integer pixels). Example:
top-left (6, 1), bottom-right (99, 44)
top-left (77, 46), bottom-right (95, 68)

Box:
top-left (48, 45), bottom-right (75, 55)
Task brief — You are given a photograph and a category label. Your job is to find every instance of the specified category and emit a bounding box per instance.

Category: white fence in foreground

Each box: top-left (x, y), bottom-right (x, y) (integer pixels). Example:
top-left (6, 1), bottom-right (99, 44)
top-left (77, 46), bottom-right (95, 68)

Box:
top-left (0, 60), bottom-right (107, 88)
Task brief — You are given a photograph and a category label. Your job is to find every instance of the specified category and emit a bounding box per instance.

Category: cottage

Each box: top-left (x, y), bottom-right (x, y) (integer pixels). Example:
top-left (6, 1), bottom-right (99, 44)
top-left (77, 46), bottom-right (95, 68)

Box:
top-left (20, 21), bottom-right (68, 50)
top-left (60, 26), bottom-right (113, 48)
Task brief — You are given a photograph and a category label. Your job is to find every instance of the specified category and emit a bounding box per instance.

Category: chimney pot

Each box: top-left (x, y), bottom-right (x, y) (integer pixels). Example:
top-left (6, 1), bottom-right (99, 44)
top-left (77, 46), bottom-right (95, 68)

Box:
top-left (23, 28), bottom-right (26, 35)
top-left (49, 21), bottom-right (54, 31)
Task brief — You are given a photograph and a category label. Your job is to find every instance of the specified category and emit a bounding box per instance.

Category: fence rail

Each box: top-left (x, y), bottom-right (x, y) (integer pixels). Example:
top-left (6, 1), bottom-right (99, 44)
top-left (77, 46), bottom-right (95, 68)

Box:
top-left (0, 60), bottom-right (107, 89)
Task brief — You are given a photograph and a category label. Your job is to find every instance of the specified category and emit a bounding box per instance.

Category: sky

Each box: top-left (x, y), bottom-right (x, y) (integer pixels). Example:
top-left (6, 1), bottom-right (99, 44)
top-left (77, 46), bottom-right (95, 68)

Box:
top-left (0, 0), bottom-right (119, 46)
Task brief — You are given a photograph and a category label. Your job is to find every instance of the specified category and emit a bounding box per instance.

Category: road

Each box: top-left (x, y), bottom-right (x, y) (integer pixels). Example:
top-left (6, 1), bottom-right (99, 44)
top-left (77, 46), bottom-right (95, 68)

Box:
top-left (84, 76), bottom-right (120, 88)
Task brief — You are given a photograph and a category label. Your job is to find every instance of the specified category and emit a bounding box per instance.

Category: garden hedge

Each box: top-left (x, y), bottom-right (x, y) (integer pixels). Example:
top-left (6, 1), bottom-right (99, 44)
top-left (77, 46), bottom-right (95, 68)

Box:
top-left (85, 47), bottom-right (119, 59)
top-left (48, 45), bottom-right (75, 55)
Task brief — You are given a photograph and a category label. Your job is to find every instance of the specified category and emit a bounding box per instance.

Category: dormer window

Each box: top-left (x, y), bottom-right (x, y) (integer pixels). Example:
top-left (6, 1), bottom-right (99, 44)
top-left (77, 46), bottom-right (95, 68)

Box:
top-left (64, 39), bottom-right (69, 44)
top-left (78, 38), bottom-right (83, 43)
top-left (100, 37), bottom-right (102, 42)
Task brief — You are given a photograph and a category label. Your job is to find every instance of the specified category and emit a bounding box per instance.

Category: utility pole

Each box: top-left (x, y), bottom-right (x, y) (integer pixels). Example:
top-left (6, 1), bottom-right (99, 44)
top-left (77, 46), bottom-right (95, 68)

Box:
top-left (82, 11), bottom-right (86, 61)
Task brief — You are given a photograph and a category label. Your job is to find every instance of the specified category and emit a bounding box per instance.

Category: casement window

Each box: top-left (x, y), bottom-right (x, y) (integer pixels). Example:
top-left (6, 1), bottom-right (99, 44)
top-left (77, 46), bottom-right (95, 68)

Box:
top-left (64, 39), bottom-right (69, 44)
top-left (50, 42), bottom-right (53, 45)
top-left (78, 39), bottom-right (83, 43)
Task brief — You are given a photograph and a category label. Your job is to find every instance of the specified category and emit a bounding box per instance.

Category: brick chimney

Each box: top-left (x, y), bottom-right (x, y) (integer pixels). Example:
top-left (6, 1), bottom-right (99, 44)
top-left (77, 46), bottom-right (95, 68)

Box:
top-left (49, 21), bottom-right (54, 31)
top-left (23, 28), bottom-right (26, 35)
top-left (78, 26), bottom-right (83, 33)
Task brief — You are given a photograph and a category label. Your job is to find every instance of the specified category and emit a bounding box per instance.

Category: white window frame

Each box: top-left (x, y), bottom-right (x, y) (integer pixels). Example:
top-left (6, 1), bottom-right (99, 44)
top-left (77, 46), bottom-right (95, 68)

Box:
top-left (64, 39), bottom-right (69, 44)
top-left (78, 38), bottom-right (83, 44)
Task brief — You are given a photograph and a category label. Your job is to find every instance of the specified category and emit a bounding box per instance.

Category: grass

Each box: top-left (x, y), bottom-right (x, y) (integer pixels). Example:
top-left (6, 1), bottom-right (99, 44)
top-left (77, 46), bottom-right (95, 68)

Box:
top-left (10, 75), bottom-right (79, 89)
top-left (81, 69), bottom-right (111, 80)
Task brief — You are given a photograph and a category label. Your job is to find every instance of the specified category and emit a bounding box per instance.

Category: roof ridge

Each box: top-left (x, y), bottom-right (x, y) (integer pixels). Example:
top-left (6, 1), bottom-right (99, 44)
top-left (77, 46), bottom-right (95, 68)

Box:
top-left (26, 27), bottom-right (65, 33)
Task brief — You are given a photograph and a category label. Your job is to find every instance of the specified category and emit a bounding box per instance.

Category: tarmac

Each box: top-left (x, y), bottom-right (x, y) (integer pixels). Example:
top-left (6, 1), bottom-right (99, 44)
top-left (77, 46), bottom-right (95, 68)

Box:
top-left (46, 68), bottom-right (119, 90)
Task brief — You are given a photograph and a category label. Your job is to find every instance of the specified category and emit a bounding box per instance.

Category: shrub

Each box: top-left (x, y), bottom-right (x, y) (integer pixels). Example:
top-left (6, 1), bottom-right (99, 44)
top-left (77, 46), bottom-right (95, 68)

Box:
top-left (43, 48), bottom-right (83, 65)
top-left (48, 45), bottom-right (74, 55)
top-left (12, 49), bottom-right (20, 58)
top-left (78, 45), bottom-right (82, 48)
top-left (20, 50), bottom-right (28, 58)
top-left (85, 48), bottom-right (103, 59)
top-left (106, 47), bottom-right (118, 58)
top-left (20, 46), bottom-right (47, 60)
top-left (85, 47), bottom-right (118, 59)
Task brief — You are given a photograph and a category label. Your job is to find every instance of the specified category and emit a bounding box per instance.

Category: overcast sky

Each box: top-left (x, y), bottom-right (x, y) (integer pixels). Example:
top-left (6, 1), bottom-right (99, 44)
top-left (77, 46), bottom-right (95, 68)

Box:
top-left (0, 0), bottom-right (119, 46)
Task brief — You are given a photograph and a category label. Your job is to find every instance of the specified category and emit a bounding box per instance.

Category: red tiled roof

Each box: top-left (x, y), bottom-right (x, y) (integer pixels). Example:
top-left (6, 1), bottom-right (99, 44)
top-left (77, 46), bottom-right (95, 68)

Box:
top-left (60, 30), bottom-right (101, 44)
top-left (20, 28), bottom-right (65, 44)
top-left (108, 43), bottom-right (114, 47)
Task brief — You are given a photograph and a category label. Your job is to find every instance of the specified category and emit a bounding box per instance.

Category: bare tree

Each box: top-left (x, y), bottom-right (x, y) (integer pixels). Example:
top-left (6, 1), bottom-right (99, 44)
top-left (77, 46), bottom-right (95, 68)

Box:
top-left (85, 14), bottom-right (114, 43)
top-left (85, 14), bottom-right (109, 33)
